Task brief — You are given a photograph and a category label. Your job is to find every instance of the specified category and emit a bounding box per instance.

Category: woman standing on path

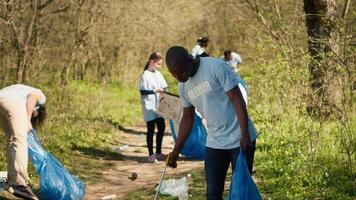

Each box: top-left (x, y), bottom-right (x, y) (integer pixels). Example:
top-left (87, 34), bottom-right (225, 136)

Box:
top-left (0, 84), bottom-right (47, 200)
top-left (139, 52), bottom-right (168, 163)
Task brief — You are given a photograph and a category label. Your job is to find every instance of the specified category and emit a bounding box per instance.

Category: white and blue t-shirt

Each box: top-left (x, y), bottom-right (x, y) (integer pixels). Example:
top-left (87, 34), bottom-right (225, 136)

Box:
top-left (191, 44), bottom-right (205, 59)
top-left (179, 57), bottom-right (257, 149)
top-left (221, 52), bottom-right (242, 72)
top-left (0, 84), bottom-right (46, 106)
top-left (139, 70), bottom-right (168, 122)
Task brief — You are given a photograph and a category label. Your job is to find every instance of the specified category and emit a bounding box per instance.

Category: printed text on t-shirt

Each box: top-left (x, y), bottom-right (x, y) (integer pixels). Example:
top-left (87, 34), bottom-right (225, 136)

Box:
top-left (187, 81), bottom-right (212, 100)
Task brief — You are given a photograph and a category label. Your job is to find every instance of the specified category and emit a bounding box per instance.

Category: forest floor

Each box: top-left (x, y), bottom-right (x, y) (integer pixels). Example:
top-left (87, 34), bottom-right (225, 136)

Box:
top-left (0, 125), bottom-right (204, 200)
top-left (84, 125), bottom-right (204, 200)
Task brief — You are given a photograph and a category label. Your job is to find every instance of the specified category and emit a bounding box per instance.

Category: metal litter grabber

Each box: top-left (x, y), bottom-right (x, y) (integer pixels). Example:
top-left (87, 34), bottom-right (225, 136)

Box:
top-left (154, 154), bottom-right (170, 200)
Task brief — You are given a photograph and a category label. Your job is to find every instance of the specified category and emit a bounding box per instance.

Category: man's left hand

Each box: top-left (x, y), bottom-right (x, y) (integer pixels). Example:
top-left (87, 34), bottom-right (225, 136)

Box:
top-left (240, 135), bottom-right (251, 151)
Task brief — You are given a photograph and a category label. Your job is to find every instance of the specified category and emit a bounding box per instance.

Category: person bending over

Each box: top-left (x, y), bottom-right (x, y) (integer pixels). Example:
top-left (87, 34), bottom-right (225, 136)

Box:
top-left (165, 46), bottom-right (257, 200)
top-left (0, 84), bottom-right (47, 200)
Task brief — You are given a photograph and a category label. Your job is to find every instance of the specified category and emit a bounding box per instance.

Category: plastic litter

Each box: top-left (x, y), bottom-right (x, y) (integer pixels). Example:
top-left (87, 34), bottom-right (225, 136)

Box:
top-left (227, 152), bottom-right (262, 200)
top-left (155, 177), bottom-right (188, 200)
top-left (113, 144), bottom-right (130, 152)
top-left (0, 171), bottom-right (6, 182)
top-left (101, 194), bottom-right (117, 200)
top-left (28, 129), bottom-right (85, 200)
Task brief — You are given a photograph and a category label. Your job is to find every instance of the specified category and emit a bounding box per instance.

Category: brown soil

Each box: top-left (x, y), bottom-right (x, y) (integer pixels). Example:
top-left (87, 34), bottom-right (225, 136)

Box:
top-left (84, 126), bottom-right (204, 200)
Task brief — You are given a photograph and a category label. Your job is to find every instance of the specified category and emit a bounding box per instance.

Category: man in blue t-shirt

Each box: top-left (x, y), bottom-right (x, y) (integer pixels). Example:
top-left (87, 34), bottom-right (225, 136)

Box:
top-left (165, 46), bottom-right (257, 200)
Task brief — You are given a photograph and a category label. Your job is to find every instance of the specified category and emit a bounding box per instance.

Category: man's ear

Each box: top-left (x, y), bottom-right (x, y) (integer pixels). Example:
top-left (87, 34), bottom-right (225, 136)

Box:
top-left (32, 109), bottom-right (39, 118)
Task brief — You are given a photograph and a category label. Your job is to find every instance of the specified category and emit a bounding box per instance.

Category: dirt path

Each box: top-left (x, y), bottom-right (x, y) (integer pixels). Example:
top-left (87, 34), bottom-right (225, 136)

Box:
top-left (84, 126), bottom-right (204, 200)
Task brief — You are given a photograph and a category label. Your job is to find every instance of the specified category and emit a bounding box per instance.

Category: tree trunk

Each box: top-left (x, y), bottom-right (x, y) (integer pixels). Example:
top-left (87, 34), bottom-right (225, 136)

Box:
top-left (96, 36), bottom-right (106, 83)
top-left (10, 0), bottom-right (39, 83)
top-left (303, 0), bottom-right (342, 117)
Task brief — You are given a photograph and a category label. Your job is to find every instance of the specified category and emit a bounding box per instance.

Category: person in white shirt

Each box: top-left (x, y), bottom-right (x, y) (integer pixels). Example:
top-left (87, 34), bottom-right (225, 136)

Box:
top-left (191, 36), bottom-right (210, 59)
top-left (222, 50), bottom-right (242, 73)
top-left (0, 84), bottom-right (47, 200)
top-left (139, 52), bottom-right (168, 163)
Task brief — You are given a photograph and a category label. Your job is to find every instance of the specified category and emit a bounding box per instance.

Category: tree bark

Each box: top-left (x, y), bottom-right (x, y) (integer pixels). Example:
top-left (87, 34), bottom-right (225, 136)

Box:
top-left (303, 0), bottom-right (342, 117)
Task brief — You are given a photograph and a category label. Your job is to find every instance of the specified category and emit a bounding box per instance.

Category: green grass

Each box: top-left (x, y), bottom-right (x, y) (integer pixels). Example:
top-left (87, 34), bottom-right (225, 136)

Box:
top-left (246, 55), bottom-right (356, 199)
top-left (123, 168), bottom-right (236, 200)
top-left (254, 114), bottom-right (356, 199)
top-left (0, 80), bottom-right (142, 198)
top-left (0, 54), bottom-right (354, 199)
top-left (123, 120), bottom-right (355, 200)
top-left (123, 169), bottom-right (209, 200)
top-left (124, 56), bottom-right (356, 199)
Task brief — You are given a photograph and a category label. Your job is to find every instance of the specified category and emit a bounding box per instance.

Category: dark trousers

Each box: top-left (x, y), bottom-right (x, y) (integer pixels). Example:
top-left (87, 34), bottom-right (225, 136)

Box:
top-left (146, 117), bottom-right (165, 156)
top-left (205, 141), bottom-right (256, 200)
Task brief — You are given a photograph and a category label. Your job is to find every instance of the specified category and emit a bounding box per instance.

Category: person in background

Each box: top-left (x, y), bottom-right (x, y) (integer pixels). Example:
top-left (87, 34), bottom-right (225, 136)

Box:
top-left (191, 36), bottom-right (210, 58)
top-left (222, 50), bottom-right (242, 73)
top-left (0, 84), bottom-right (47, 200)
top-left (139, 52), bottom-right (168, 163)
top-left (165, 46), bottom-right (257, 200)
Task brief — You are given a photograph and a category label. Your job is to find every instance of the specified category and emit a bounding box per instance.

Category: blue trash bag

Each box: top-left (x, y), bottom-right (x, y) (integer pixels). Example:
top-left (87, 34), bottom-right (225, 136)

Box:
top-left (170, 115), bottom-right (258, 160)
top-left (170, 113), bottom-right (207, 159)
top-left (28, 130), bottom-right (85, 200)
top-left (248, 118), bottom-right (259, 142)
top-left (227, 151), bottom-right (262, 200)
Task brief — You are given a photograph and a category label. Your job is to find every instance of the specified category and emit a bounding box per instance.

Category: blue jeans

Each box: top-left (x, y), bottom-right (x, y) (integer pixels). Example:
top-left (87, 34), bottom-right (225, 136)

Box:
top-left (204, 141), bottom-right (256, 200)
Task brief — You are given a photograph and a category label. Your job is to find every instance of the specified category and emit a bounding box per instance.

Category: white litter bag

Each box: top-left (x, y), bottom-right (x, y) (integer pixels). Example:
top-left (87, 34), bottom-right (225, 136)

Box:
top-left (155, 177), bottom-right (188, 200)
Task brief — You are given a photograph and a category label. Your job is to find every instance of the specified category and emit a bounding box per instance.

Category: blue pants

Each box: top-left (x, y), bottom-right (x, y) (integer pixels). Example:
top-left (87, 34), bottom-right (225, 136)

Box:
top-left (204, 141), bottom-right (256, 200)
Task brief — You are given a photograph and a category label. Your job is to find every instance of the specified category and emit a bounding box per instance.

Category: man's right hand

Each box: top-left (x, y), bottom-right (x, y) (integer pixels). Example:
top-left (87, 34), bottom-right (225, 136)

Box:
top-left (167, 150), bottom-right (179, 168)
top-left (167, 106), bottom-right (195, 168)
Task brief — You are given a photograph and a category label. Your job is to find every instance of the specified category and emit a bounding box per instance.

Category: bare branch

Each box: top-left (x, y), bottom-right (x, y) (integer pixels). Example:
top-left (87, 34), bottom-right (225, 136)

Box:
top-left (0, 0), bottom-right (15, 6)
top-left (77, 0), bottom-right (85, 7)
top-left (0, 0), bottom-right (17, 24)
top-left (342, 0), bottom-right (351, 19)
top-left (245, 0), bottom-right (258, 13)
top-left (244, 0), bottom-right (280, 41)
top-left (274, 0), bottom-right (282, 20)
top-left (24, 0), bottom-right (38, 51)
top-left (39, 2), bottom-right (70, 17)
top-left (38, 0), bottom-right (53, 10)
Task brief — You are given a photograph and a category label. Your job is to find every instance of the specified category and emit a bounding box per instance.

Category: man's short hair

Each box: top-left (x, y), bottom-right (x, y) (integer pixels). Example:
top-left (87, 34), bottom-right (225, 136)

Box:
top-left (223, 50), bottom-right (232, 57)
top-left (166, 46), bottom-right (190, 69)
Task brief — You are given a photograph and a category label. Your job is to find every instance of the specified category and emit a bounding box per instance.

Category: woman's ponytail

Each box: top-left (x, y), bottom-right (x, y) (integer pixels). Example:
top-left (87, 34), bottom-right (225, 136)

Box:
top-left (143, 52), bottom-right (163, 72)
top-left (143, 61), bottom-right (150, 71)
